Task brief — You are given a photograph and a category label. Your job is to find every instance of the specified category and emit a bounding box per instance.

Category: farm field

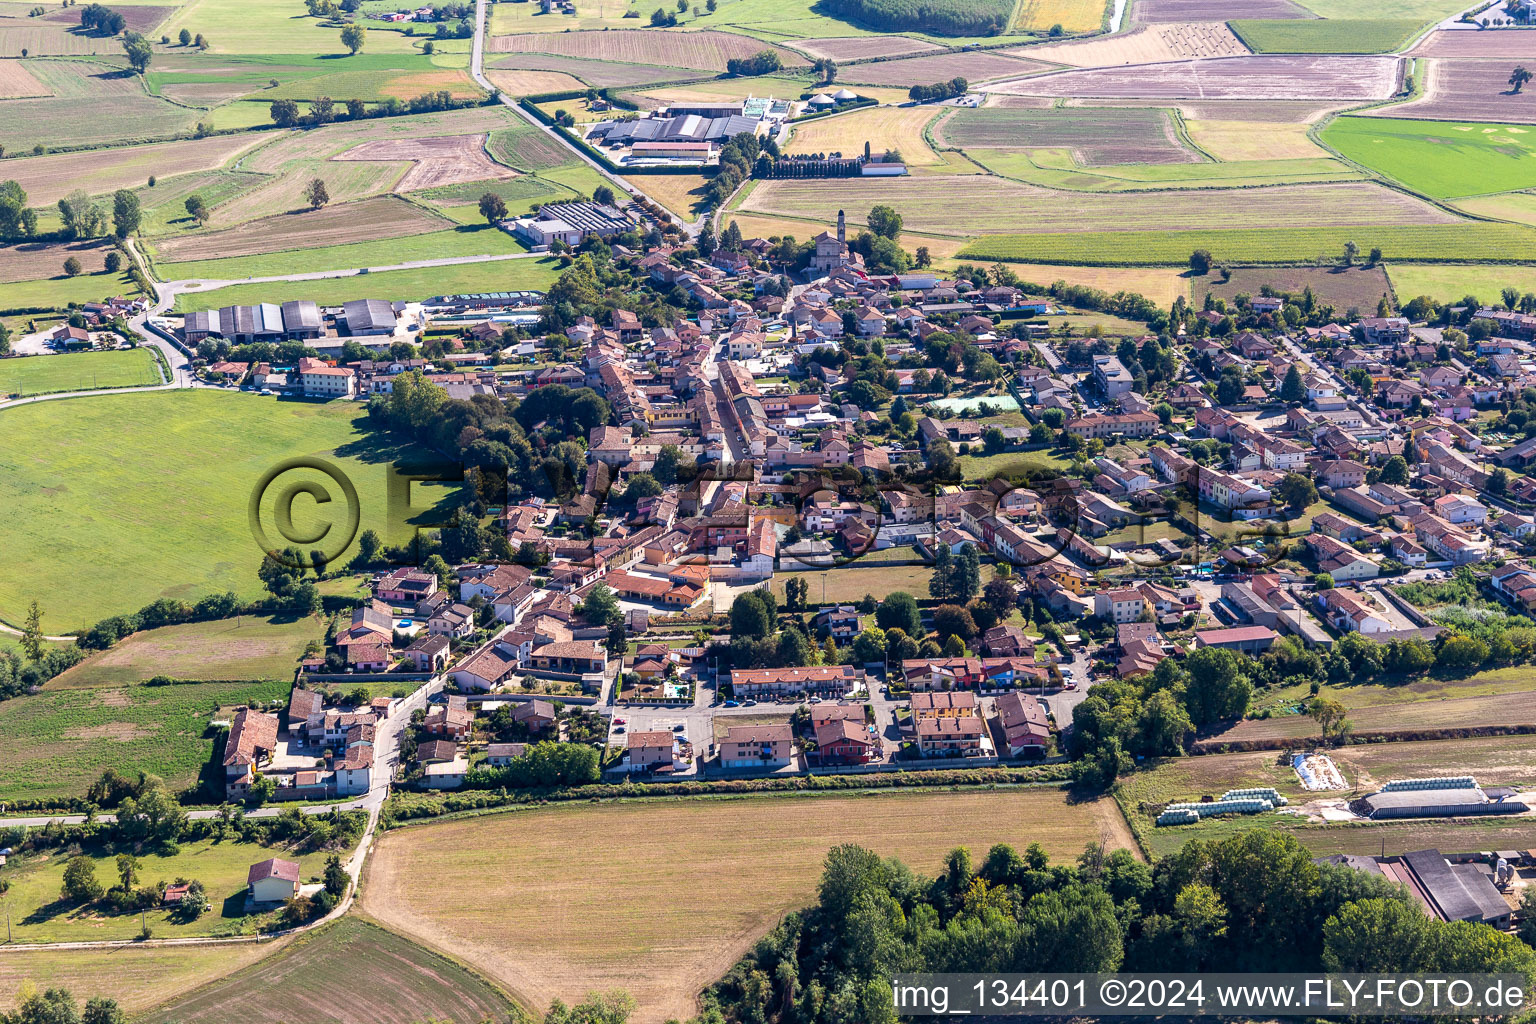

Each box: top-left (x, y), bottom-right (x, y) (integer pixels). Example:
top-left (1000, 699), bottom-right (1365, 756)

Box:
top-left (0, 943), bottom-right (284, 1016)
top-left (986, 54), bottom-right (1402, 100)
top-left (0, 391), bottom-right (460, 630)
top-left (486, 121), bottom-right (581, 172)
top-left (1377, 59), bottom-right (1536, 125)
top-left (836, 50), bottom-right (1051, 87)
top-left (1015, 0), bottom-right (1110, 33)
top-left (487, 51), bottom-right (701, 88)
top-left (0, 58), bottom-right (206, 151)
top-left (1388, 262), bottom-right (1536, 303)
top-left (740, 177), bottom-right (1457, 236)
top-left (1184, 117), bottom-right (1332, 159)
top-left (959, 221), bottom-right (1536, 265)
top-left (159, 0), bottom-right (418, 53)
top-left (0, 239), bottom-right (121, 284)
top-left (1007, 22), bottom-right (1248, 66)
top-left (133, 170), bottom-right (272, 238)
top-left (1453, 190), bottom-right (1536, 226)
top-left (770, 561), bottom-right (997, 601)
top-left (0, 266), bottom-right (143, 310)
top-left (485, 68), bottom-right (587, 96)
top-left (1194, 690), bottom-right (1536, 750)
top-left (150, 195), bottom-right (453, 264)
top-left (1229, 18), bottom-right (1425, 53)
top-left (623, 73), bottom-right (815, 107)
top-left (0, 834), bottom-right (347, 942)
top-left (1131, 0), bottom-right (1311, 20)
top-left (953, 261), bottom-right (1188, 305)
top-left (1321, 116), bottom-right (1536, 199)
top-left (0, 133), bottom-right (269, 207)
top-left (0, 677), bottom-right (289, 801)
top-left (261, 66), bottom-right (484, 104)
top-left (1295, 0), bottom-right (1469, 19)
top-left (938, 106), bottom-right (1200, 164)
top-left (785, 105), bottom-right (942, 165)
top-left (47, 613), bottom-right (323, 688)
top-left (361, 788), bottom-right (1132, 1022)
top-left (967, 149), bottom-right (1359, 190)
top-left (1409, 30), bottom-right (1536, 58)
top-left (622, 172), bottom-right (711, 220)
top-left (638, 0), bottom-right (1036, 46)
top-left (1186, 264), bottom-right (1393, 310)
top-left (157, 226), bottom-right (530, 281)
top-left (487, 28), bottom-right (804, 70)
top-left (0, 348), bottom-right (162, 398)
top-left (168, 254), bottom-right (561, 308)
top-left (791, 35), bottom-right (942, 59)
top-left (0, 58), bottom-right (50, 96)
top-left (148, 917), bottom-right (518, 1024)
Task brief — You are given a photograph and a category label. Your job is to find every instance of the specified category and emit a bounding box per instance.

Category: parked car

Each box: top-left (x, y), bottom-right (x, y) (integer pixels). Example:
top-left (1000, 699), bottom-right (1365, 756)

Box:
top-left (722, 700), bottom-right (740, 707)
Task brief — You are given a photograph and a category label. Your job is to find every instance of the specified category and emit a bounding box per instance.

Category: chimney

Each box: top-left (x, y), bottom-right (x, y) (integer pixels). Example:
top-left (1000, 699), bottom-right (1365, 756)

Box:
top-left (836, 209), bottom-right (845, 245)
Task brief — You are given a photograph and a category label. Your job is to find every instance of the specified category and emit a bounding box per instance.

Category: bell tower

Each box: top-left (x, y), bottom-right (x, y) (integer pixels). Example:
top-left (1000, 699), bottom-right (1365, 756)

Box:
top-left (836, 209), bottom-right (845, 244)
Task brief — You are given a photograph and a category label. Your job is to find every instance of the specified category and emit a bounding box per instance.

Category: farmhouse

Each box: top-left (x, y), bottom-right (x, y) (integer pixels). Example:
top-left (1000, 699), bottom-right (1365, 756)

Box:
top-left (223, 708), bottom-right (278, 799)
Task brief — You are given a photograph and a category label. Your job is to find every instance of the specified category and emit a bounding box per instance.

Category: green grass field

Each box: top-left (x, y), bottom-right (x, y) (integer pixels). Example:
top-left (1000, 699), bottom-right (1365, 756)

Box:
top-left (969, 150), bottom-right (1362, 191)
top-left (169, 256), bottom-right (561, 309)
top-left (161, 0), bottom-right (422, 54)
top-left (1293, 0), bottom-right (1467, 18)
top-left (1228, 18), bottom-right (1425, 53)
top-left (47, 613), bottom-right (324, 687)
top-left (1322, 116), bottom-right (1536, 200)
top-left (959, 222), bottom-right (1536, 266)
top-left (0, 348), bottom-right (162, 398)
top-left (0, 390), bottom-right (457, 629)
top-left (0, 678), bottom-right (289, 801)
top-left (0, 268), bottom-right (144, 311)
top-left (0, 834), bottom-right (345, 942)
top-left (1387, 263), bottom-right (1536, 304)
top-left (147, 917), bottom-right (518, 1024)
top-left (154, 225), bottom-right (531, 281)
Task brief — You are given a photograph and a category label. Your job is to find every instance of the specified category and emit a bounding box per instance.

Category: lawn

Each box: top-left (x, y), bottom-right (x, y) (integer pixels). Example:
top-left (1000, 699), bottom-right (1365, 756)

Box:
top-left (0, 348), bottom-right (162, 398)
top-left (0, 390), bottom-right (458, 630)
top-left (0, 834), bottom-right (348, 943)
top-left (960, 222), bottom-right (1536, 266)
top-left (0, 943), bottom-right (283, 1017)
top-left (1387, 263), bottom-right (1536, 304)
top-left (1229, 18), bottom-right (1425, 53)
top-left (959, 448), bottom-right (1073, 478)
top-left (170, 255), bottom-right (562, 310)
top-left (155, 225), bottom-right (530, 281)
top-left (771, 561), bottom-right (1000, 603)
top-left (0, 678), bottom-right (289, 802)
top-left (47, 613), bottom-right (324, 687)
top-left (1321, 116), bottom-right (1536, 200)
top-left (360, 788), bottom-right (1132, 1023)
top-left (145, 916), bottom-right (517, 1024)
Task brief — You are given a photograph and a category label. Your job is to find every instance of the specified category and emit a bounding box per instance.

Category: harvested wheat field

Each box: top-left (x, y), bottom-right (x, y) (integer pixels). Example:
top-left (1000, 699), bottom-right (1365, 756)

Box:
top-left (1185, 117), bottom-right (1331, 159)
top-left (0, 239), bottom-right (115, 283)
top-left (1009, 22), bottom-right (1248, 67)
top-left (1409, 29), bottom-right (1536, 58)
top-left (742, 175), bottom-right (1458, 234)
top-left (1369, 59), bottom-right (1536, 124)
top-left (987, 54), bottom-right (1401, 100)
top-left (0, 941), bottom-right (286, 1016)
top-left (786, 105), bottom-right (942, 165)
top-left (1017, 0), bottom-right (1111, 34)
top-left (791, 35), bottom-right (942, 60)
top-left (486, 68), bottom-right (587, 97)
top-left (840, 50), bottom-right (1052, 87)
top-left (362, 789), bottom-right (1131, 1024)
top-left (1170, 98), bottom-right (1345, 121)
top-left (488, 29), bottom-right (804, 71)
top-left (0, 58), bottom-right (49, 97)
top-left (938, 105), bottom-right (1199, 163)
top-left (152, 196), bottom-right (450, 263)
top-left (336, 133), bottom-right (516, 191)
top-left (1133, 0), bottom-right (1312, 20)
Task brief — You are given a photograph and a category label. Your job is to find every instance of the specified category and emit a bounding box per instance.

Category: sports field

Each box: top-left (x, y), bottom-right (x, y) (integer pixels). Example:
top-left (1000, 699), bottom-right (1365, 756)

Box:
top-left (0, 348), bottom-right (162, 398)
top-left (0, 390), bottom-right (458, 629)
top-left (362, 788), bottom-right (1132, 1022)
top-left (1321, 116), bottom-right (1536, 200)
top-left (0, 677), bottom-right (289, 802)
top-left (148, 917), bottom-right (517, 1024)
top-left (0, 943), bottom-right (282, 1016)
top-left (47, 613), bottom-right (323, 687)
top-left (1388, 263), bottom-right (1536, 304)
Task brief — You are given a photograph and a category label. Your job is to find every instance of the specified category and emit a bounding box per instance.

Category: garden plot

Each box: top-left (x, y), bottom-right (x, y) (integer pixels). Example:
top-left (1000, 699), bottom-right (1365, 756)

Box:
top-left (838, 50), bottom-right (1052, 86)
top-left (985, 54), bottom-right (1401, 100)
top-left (791, 35), bottom-right (943, 60)
top-left (0, 58), bottom-right (49, 97)
top-left (938, 106), bottom-right (1200, 164)
top-left (1410, 30), bottom-right (1536, 58)
top-left (487, 29), bottom-right (805, 70)
top-left (1007, 22), bottom-right (1248, 67)
top-left (151, 195), bottom-right (451, 264)
top-left (335, 134), bottom-right (515, 191)
top-left (1372, 59), bottom-right (1536, 124)
top-left (1132, 0), bottom-right (1313, 20)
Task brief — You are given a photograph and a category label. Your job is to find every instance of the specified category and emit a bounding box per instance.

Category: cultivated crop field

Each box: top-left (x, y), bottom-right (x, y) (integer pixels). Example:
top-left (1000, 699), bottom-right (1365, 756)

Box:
top-left (487, 121), bottom-right (582, 171)
top-left (959, 221), bottom-right (1536, 264)
top-left (1378, 59), bottom-right (1536, 124)
top-left (157, 225), bottom-right (527, 282)
top-left (1010, 22), bottom-right (1248, 67)
top-left (1410, 30), bottom-right (1536, 58)
top-left (1229, 18), bottom-right (1424, 53)
top-left (1322, 116), bottom-right (1536, 199)
top-left (785, 105), bottom-right (942, 165)
top-left (151, 195), bottom-right (452, 264)
top-left (0, 239), bottom-right (118, 283)
top-left (1188, 264), bottom-right (1392, 309)
top-left (487, 51), bottom-right (701, 88)
top-left (168, 254), bottom-right (561, 309)
top-left (742, 176), bottom-right (1456, 235)
top-left (133, 169), bottom-right (271, 237)
top-left (792, 35), bottom-right (942, 59)
top-left (0, 58), bottom-right (49, 96)
top-left (1388, 262), bottom-right (1536, 303)
top-left (0, 133), bottom-right (266, 207)
top-left (938, 106), bottom-right (1199, 164)
top-left (0, 22), bottom-right (133, 56)
top-left (0, 59), bottom-right (203, 151)
top-left (362, 789), bottom-right (1132, 1022)
top-left (0, 348), bottom-right (161, 398)
top-left (486, 68), bottom-right (587, 97)
top-left (0, 944), bottom-right (283, 1016)
top-left (0, 390), bottom-right (459, 629)
top-left (334, 135), bottom-right (515, 191)
top-left (1132, 0), bottom-right (1310, 18)
top-left (838, 49), bottom-right (1051, 86)
top-left (0, 678), bottom-right (289, 802)
top-left (988, 54), bottom-right (1401, 100)
top-left (487, 28), bottom-right (804, 70)
top-left (48, 613), bottom-right (324, 688)
top-left (1016, 0), bottom-right (1110, 33)
top-left (150, 917), bottom-right (517, 1024)
top-left (1184, 117), bottom-right (1331, 159)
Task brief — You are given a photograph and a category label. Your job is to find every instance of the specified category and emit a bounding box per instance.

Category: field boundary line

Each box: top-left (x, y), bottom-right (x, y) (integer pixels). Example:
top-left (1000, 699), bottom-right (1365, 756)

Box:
top-left (1166, 106), bottom-right (1217, 163)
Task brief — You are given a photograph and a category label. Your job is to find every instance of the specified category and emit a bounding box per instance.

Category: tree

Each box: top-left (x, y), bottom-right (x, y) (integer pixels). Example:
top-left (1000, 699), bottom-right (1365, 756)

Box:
top-left (1368, 246), bottom-right (1382, 265)
top-left (270, 98), bottom-right (300, 127)
top-left (340, 22), bottom-right (365, 54)
top-left (592, 184), bottom-right (615, 207)
top-left (1189, 249), bottom-right (1212, 275)
top-left (178, 26), bottom-right (191, 44)
top-left (184, 193), bottom-right (209, 225)
top-left (1323, 898), bottom-right (1435, 972)
top-left (1276, 472), bottom-right (1317, 509)
top-left (1511, 65), bottom-right (1532, 94)
top-left (478, 191), bottom-right (508, 225)
top-left (104, 250), bottom-right (121, 273)
top-left (730, 590), bottom-right (774, 639)
top-left (63, 256), bottom-right (81, 276)
top-left (874, 590), bottom-right (921, 636)
top-left (111, 188), bottom-right (140, 238)
top-left (915, 245), bottom-right (930, 268)
top-left (1215, 369), bottom-right (1244, 405)
top-left (929, 544), bottom-right (954, 601)
top-left (784, 575), bottom-right (808, 611)
top-left (308, 95), bottom-right (335, 125)
top-left (1313, 572), bottom-right (1335, 591)
top-left (930, 604), bottom-right (976, 642)
top-left (1488, 467), bottom-right (1510, 495)
top-left (305, 178), bottom-right (329, 210)
top-left (1308, 696), bottom-right (1349, 744)
top-left (1379, 454), bottom-right (1410, 486)
top-left (578, 581), bottom-right (620, 626)
top-left (61, 856), bottom-right (103, 903)
top-left (323, 854), bottom-right (348, 898)
top-left (1342, 239), bottom-right (1358, 266)
top-left (20, 599), bottom-right (44, 661)
top-left (82, 998), bottom-right (126, 1024)
top-left (121, 30), bottom-right (151, 73)
top-left (851, 627), bottom-right (886, 665)
top-left (866, 204), bottom-right (901, 240)
top-left (1182, 646), bottom-right (1250, 727)
top-left (58, 190), bottom-right (105, 239)
top-left (1279, 364), bottom-right (1306, 403)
